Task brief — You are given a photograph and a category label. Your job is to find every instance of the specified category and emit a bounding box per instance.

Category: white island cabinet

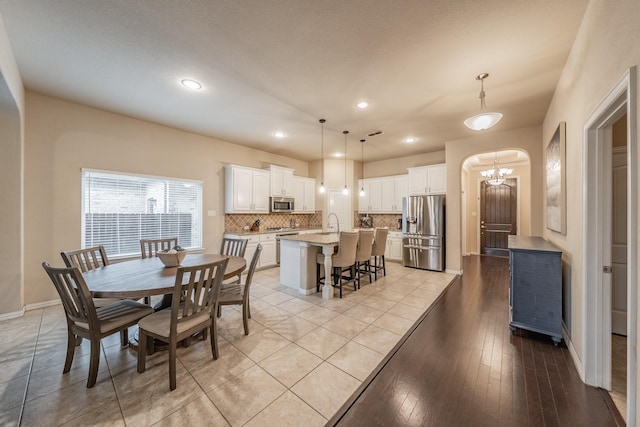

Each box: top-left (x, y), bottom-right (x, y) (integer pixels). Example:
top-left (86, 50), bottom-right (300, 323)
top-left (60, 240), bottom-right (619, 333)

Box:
top-left (279, 233), bottom-right (340, 298)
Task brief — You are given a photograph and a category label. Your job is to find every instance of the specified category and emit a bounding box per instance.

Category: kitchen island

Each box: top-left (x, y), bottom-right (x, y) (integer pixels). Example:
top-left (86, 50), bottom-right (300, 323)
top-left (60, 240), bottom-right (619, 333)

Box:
top-left (278, 232), bottom-right (340, 299)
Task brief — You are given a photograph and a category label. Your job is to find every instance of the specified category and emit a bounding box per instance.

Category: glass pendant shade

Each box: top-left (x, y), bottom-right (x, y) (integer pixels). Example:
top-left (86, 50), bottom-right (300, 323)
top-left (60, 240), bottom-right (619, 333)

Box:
top-left (464, 112), bottom-right (503, 131)
top-left (464, 73), bottom-right (502, 131)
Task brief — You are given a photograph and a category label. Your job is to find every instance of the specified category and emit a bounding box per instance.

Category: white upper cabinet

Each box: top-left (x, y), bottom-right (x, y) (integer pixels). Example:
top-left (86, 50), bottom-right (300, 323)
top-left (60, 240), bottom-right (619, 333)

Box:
top-left (408, 164), bottom-right (446, 195)
top-left (293, 176), bottom-right (316, 213)
top-left (359, 175), bottom-right (407, 213)
top-left (269, 165), bottom-right (294, 197)
top-left (225, 165), bottom-right (270, 213)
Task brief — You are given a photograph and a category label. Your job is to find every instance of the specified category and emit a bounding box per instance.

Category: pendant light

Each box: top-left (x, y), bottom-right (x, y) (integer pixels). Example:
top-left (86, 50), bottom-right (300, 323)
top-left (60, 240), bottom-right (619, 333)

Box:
top-left (359, 139), bottom-right (365, 197)
top-left (480, 152), bottom-right (513, 185)
top-left (464, 73), bottom-right (503, 131)
top-left (319, 119), bottom-right (326, 193)
top-left (342, 130), bottom-right (349, 195)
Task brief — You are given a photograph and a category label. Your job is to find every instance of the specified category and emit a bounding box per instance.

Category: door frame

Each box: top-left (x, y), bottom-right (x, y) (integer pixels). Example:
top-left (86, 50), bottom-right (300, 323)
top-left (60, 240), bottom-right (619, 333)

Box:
top-left (476, 175), bottom-right (521, 254)
top-left (582, 67), bottom-right (637, 422)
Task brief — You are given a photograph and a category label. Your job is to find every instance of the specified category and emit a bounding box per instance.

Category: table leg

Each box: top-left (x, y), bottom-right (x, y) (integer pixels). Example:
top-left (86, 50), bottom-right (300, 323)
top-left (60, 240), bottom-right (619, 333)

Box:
top-left (322, 245), bottom-right (334, 299)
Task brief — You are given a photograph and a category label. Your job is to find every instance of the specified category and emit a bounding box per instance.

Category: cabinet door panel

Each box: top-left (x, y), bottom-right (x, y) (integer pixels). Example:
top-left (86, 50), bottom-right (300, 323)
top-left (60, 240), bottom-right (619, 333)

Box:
top-left (233, 167), bottom-right (254, 211)
top-left (381, 178), bottom-right (395, 212)
top-left (427, 164), bottom-right (446, 194)
top-left (253, 170), bottom-right (271, 212)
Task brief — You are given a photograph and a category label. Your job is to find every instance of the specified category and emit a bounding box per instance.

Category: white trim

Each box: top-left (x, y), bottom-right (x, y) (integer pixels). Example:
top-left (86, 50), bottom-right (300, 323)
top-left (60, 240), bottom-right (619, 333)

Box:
top-left (25, 299), bottom-right (61, 311)
top-left (81, 167), bottom-right (203, 184)
top-left (446, 269), bottom-right (463, 275)
top-left (0, 307), bottom-right (25, 322)
top-left (582, 66), bottom-right (637, 423)
top-left (563, 323), bottom-right (585, 382)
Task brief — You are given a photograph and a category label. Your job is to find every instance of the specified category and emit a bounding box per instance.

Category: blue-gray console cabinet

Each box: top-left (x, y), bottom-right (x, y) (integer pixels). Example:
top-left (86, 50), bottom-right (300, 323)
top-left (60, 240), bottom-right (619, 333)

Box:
top-left (508, 236), bottom-right (562, 345)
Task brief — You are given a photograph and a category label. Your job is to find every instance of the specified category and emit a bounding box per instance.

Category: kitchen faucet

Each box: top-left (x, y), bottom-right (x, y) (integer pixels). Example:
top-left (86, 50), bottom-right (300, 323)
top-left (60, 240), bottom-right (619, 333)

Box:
top-left (327, 213), bottom-right (340, 233)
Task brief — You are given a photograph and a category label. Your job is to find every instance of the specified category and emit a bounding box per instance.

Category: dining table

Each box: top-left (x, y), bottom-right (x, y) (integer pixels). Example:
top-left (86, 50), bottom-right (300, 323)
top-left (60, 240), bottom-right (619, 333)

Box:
top-left (83, 253), bottom-right (246, 300)
top-left (82, 253), bottom-right (246, 351)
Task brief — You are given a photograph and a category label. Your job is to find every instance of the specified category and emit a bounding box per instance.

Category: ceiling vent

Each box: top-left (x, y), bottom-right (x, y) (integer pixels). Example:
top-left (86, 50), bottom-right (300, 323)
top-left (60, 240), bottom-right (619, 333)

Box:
top-left (367, 131), bottom-right (383, 137)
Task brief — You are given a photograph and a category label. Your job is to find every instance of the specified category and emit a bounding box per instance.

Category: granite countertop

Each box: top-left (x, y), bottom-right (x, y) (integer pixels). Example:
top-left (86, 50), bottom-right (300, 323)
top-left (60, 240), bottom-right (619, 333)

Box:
top-left (278, 232), bottom-right (339, 244)
top-left (224, 227), bottom-right (321, 236)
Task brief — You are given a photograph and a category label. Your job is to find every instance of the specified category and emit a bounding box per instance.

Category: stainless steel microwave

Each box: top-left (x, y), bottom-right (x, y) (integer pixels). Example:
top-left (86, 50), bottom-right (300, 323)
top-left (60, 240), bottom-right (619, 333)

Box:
top-left (270, 197), bottom-right (294, 213)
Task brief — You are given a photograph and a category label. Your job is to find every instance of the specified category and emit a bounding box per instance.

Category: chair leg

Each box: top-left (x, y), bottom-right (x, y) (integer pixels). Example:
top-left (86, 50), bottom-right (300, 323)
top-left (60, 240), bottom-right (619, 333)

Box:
top-left (382, 255), bottom-right (386, 276)
top-left (64, 326), bottom-right (76, 373)
top-left (373, 256), bottom-right (379, 281)
top-left (316, 264), bottom-right (321, 292)
top-left (87, 338), bottom-right (100, 388)
top-left (242, 303), bottom-right (250, 335)
top-left (247, 299), bottom-right (251, 319)
top-left (169, 340), bottom-right (177, 391)
top-left (210, 317), bottom-right (219, 360)
top-left (137, 331), bottom-right (147, 373)
top-left (120, 328), bottom-right (129, 347)
top-left (217, 304), bottom-right (222, 318)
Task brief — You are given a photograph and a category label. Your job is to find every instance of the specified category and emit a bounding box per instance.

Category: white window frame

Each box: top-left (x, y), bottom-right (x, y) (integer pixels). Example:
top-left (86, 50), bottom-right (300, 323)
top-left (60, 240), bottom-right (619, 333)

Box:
top-left (81, 168), bottom-right (203, 259)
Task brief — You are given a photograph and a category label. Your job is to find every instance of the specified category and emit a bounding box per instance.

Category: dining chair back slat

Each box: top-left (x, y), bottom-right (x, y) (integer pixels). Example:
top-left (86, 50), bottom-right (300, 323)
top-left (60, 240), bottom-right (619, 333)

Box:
top-left (140, 238), bottom-right (178, 259)
top-left (220, 237), bottom-right (248, 257)
top-left (61, 246), bottom-right (109, 272)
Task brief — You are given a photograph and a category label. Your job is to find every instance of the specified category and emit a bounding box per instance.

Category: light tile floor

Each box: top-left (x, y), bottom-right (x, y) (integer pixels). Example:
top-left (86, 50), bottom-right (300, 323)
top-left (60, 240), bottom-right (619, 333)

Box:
top-left (0, 263), bottom-right (454, 427)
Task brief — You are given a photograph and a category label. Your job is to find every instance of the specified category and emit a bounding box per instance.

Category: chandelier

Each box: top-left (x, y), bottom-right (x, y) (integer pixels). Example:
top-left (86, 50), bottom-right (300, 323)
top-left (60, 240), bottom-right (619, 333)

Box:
top-left (481, 152), bottom-right (512, 185)
top-left (464, 73), bottom-right (503, 131)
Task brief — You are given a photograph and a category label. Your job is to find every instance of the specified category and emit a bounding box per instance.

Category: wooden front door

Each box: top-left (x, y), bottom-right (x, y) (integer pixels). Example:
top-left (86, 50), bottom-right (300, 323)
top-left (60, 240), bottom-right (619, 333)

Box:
top-left (480, 178), bottom-right (517, 256)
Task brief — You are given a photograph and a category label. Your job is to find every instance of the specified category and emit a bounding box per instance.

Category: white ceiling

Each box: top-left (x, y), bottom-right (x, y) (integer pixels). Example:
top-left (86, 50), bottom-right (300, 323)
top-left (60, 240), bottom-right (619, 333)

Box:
top-left (0, 0), bottom-right (589, 162)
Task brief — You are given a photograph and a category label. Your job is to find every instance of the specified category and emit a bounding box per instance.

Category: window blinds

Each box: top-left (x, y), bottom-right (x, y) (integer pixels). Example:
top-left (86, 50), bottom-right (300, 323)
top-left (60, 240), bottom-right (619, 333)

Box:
top-left (82, 169), bottom-right (202, 257)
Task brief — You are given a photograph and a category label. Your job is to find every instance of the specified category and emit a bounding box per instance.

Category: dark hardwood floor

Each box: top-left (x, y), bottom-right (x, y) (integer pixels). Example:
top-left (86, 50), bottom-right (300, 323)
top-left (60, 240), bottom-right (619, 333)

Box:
top-left (330, 255), bottom-right (622, 427)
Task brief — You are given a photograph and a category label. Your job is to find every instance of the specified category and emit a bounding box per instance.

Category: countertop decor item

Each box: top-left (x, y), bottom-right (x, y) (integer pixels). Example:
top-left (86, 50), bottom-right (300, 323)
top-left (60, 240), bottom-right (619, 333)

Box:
top-left (250, 219), bottom-right (261, 232)
top-left (157, 249), bottom-right (187, 267)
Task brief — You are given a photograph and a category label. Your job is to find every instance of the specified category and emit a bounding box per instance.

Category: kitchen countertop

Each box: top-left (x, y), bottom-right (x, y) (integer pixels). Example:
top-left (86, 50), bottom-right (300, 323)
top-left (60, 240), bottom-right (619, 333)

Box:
top-left (278, 232), bottom-right (339, 244)
top-left (224, 227), bottom-right (321, 236)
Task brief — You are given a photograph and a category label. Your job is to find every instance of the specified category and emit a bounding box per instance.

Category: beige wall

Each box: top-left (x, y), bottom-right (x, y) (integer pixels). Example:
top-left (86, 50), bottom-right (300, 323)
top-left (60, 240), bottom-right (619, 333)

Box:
top-left (445, 126), bottom-right (544, 273)
top-left (463, 162), bottom-right (532, 255)
top-left (541, 0), bottom-right (640, 404)
top-left (0, 17), bottom-right (24, 316)
top-left (364, 150), bottom-right (445, 178)
top-left (23, 92), bottom-right (312, 306)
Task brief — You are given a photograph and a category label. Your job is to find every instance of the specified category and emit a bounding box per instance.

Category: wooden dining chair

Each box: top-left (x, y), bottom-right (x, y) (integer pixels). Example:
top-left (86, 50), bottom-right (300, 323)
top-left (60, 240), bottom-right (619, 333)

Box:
top-left (61, 245), bottom-right (130, 343)
top-left (137, 257), bottom-right (229, 391)
top-left (217, 244), bottom-right (262, 335)
top-left (220, 237), bottom-right (248, 285)
top-left (42, 262), bottom-right (153, 388)
top-left (140, 237), bottom-right (178, 259)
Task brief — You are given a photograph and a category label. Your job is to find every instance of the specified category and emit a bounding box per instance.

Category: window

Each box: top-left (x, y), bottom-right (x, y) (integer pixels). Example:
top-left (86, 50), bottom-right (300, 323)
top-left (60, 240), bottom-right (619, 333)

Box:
top-left (82, 169), bottom-right (202, 257)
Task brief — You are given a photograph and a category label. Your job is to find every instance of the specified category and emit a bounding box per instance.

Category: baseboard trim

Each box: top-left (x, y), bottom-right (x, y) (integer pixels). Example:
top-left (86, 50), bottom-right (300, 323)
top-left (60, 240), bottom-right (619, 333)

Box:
top-left (563, 323), bottom-right (585, 382)
top-left (0, 308), bottom-right (26, 322)
top-left (25, 299), bottom-right (61, 311)
top-left (446, 268), bottom-right (463, 275)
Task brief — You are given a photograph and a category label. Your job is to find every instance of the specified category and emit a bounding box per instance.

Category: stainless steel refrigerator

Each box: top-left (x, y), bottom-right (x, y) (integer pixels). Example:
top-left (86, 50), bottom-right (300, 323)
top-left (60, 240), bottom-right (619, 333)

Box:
top-left (402, 195), bottom-right (445, 271)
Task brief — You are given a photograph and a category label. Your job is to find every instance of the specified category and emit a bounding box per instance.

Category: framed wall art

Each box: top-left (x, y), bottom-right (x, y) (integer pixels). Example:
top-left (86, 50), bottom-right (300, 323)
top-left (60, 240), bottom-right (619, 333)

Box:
top-left (546, 121), bottom-right (566, 234)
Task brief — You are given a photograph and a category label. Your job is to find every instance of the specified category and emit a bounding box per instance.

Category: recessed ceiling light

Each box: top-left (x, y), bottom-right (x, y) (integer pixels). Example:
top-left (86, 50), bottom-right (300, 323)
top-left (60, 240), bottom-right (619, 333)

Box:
top-left (404, 137), bottom-right (417, 144)
top-left (333, 152), bottom-right (343, 158)
top-left (272, 131), bottom-right (286, 138)
top-left (355, 101), bottom-right (370, 109)
top-left (181, 79), bottom-right (202, 90)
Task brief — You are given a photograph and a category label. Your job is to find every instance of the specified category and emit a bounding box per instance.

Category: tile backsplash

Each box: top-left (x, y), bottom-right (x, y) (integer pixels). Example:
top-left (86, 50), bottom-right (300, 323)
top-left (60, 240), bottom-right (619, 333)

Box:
top-left (355, 213), bottom-right (403, 230)
top-left (225, 212), bottom-right (322, 232)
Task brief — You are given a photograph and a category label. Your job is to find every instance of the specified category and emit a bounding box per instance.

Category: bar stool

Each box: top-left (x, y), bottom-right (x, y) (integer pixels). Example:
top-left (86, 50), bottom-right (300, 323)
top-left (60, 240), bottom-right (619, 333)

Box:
top-left (354, 229), bottom-right (375, 288)
top-left (369, 228), bottom-right (389, 280)
top-left (316, 231), bottom-right (358, 298)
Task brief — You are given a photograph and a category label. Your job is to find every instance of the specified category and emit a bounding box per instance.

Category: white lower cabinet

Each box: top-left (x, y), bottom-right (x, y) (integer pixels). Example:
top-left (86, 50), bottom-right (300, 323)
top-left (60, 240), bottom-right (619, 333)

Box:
top-left (224, 233), bottom-right (276, 269)
top-left (386, 232), bottom-right (403, 261)
top-left (259, 234), bottom-right (277, 267)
